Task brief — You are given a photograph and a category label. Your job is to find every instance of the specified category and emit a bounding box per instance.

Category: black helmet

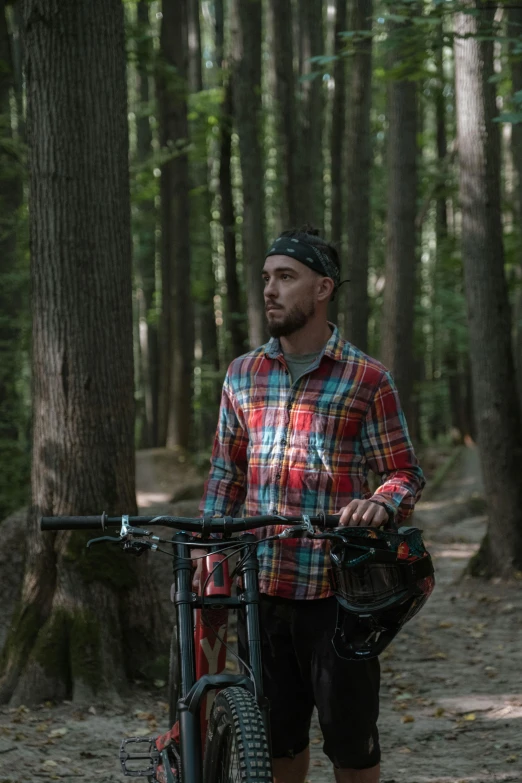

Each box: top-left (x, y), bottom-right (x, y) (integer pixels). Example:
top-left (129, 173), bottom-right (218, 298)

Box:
top-left (329, 526), bottom-right (435, 660)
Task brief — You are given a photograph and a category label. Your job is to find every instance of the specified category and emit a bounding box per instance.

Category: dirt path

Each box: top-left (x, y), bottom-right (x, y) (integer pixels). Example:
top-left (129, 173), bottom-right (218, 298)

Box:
top-left (1, 446), bottom-right (521, 783)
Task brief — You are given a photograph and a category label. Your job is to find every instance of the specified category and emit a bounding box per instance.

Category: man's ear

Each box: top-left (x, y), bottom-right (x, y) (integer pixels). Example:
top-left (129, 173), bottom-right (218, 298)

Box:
top-left (317, 276), bottom-right (335, 302)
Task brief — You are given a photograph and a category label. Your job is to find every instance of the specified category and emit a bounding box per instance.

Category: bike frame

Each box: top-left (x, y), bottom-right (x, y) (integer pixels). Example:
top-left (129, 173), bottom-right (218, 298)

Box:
top-left (154, 531), bottom-right (267, 783)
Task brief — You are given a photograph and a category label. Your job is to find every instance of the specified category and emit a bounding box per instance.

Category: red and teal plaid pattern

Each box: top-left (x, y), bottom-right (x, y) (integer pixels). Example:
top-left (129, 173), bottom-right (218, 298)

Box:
top-left (200, 326), bottom-right (425, 600)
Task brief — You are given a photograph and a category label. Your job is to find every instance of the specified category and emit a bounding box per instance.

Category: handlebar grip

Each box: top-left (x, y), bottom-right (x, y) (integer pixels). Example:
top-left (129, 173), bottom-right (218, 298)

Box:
top-left (40, 516), bottom-right (107, 531)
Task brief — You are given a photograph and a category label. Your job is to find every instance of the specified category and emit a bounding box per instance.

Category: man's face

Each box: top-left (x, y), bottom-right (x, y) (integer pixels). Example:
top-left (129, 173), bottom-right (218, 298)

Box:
top-left (262, 255), bottom-right (317, 338)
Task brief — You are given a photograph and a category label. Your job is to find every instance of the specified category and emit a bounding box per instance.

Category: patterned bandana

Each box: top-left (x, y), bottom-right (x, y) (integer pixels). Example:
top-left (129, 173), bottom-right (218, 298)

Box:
top-left (265, 236), bottom-right (341, 289)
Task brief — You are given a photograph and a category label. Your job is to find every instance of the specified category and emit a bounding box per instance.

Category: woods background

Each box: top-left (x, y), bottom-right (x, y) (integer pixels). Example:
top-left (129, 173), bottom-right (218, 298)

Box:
top-left (0, 0), bottom-right (522, 704)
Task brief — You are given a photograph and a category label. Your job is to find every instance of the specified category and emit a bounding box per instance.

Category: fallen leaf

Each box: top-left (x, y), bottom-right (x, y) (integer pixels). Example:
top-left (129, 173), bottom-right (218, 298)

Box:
top-left (402, 715), bottom-right (415, 724)
top-left (154, 679), bottom-right (166, 688)
top-left (463, 713), bottom-right (476, 721)
top-left (48, 728), bottom-right (68, 738)
top-left (506, 755), bottom-right (518, 763)
top-left (433, 707), bottom-right (445, 718)
top-left (88, 706), bottom-right (97, 716)
top-left (439, 621), bottom-right (453, 628)
top-left (42, 760), bottom-right (58, 769)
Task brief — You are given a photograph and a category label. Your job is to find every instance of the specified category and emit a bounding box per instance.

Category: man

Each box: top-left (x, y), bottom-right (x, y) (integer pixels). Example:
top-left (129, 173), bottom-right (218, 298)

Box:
top-left (197, 227), bottom-right (425, 783)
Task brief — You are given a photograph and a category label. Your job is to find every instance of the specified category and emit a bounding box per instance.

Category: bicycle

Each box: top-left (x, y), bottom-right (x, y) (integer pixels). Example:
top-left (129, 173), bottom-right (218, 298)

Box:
top-left (41, 512), bottom-right (342, 783)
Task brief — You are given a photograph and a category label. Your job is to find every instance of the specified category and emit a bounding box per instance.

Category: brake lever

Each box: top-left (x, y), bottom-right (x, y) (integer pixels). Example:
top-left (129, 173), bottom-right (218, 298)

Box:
top-left (276, 514), bottom-right (315, 539)
top-left (87, 535), bottom-right (123, 548)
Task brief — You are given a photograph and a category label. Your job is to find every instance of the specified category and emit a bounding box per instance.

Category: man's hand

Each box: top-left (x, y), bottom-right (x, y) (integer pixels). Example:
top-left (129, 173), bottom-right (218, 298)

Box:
top-left (190, 547), bottom-right (207, 592)
top-left (337, 499), bottom-right (389, 527)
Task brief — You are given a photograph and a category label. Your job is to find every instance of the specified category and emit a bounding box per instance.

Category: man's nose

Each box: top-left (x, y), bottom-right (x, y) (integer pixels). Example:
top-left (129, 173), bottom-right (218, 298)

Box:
top-left (264, 277), bottom-right (277, 297)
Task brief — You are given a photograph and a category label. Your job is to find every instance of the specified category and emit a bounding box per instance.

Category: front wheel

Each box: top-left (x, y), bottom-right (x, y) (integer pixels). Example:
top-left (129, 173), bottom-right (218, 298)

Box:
top-left (203, 686), bottom-right (272, 782)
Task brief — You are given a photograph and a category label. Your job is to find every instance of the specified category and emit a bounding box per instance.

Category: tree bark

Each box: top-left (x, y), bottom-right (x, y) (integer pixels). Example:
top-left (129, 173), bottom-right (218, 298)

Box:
top-left (454, 2), bottom-right (522, 576)
top-left (270, 0), bottom-right (299, 229)
top-left (0, 0), bottom-right (168, 706)
top-left (215, 0), bottom-right (247, 361)
top-left (508, 5), bottom-right (522, 412)
top-left (344, 0), bottom-right (373, 352)
top-left (230, 0), bottom-right (266, 348)
top-left (297, 0), bottom-right (325, 230)
top-left (187, 0), bottom-right (220, 447)
top-left (0, 0), bottom-right (26, 519)
top-left (135, 0), bottom-right (159, 448)
top-left (330, 0), bottom-right (347, 250)
top-left (157, 0), bottom-right (194, 448)
top-left (328, 0), bottom-right (348, 326)
top-left (380, 15), bottom-right (419, 425)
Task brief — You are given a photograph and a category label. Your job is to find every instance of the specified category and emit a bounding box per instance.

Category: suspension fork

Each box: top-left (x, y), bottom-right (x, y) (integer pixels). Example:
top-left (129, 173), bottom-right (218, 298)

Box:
top-left (237, 533), bottom-right (271, 744)
top-left (172, 532), bottom-right (202, 783)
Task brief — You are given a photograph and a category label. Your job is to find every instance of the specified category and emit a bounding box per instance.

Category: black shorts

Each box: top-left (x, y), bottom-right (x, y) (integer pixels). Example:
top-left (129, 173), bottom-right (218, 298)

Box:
top-left (239, 595), bottom-right (380, 770)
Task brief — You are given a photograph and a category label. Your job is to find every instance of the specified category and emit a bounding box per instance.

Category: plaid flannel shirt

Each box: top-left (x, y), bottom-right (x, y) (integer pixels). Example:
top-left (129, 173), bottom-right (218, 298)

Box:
top-left (200, 326), bottom-right (425, 599)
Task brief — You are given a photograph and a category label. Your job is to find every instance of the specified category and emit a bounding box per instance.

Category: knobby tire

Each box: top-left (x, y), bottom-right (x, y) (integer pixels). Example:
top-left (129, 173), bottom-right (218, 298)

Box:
top-left (203, 686), bottom-right (272, 783)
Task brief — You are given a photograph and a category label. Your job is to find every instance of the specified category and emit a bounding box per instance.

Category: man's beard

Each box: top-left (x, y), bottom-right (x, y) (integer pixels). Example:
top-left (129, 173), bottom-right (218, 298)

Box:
top-left (267, 299), bottom-right (316, 338)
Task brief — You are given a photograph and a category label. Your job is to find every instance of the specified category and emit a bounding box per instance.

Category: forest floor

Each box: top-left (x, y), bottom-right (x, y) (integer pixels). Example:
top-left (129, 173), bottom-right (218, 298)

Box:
top-left (1, 445), bottom-right (521, 783)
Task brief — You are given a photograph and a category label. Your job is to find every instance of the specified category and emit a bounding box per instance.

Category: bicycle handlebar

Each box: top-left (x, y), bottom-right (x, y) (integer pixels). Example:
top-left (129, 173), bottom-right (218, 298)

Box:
top-left (40, 513), bottom-right (341, 533)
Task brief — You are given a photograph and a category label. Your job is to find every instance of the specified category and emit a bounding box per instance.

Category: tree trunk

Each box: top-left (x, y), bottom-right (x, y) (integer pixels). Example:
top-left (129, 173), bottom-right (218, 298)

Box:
top-left (380, 16), bottom-right (419, 425)
top-left (330, 0), bottom-right (347, 250)
top-left (328, 0), bottom-right (348, 326)
top-left (0, 0), bottom-right (27, 519)
top-left (0, 0), bottom-right (168, 706)
top-left (270, 0), bottom-right (299, 229)
top-left (157, 0), bottom-right (194, 448)
top-left (215, 0), bottom-right (248, 361)
top-left (508, 5), bottom-right (522, 412)
top-left (297, 0), bottom-right (325, 230)
top-left (230, 0), bottom-right (266, 348)
top-left (454, 2), bottom-right (522, 576)
top-left (135, 0), bottom-right (159, 448)
top-left (185, 0), bottom-right (219, 447)
top-left (344, 0), bottom-right (373, 351)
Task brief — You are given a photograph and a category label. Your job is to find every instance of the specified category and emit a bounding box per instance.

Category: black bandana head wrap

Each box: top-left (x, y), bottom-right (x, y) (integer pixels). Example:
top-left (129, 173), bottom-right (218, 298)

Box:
top-left (265, 236), bottom-right (341, 290)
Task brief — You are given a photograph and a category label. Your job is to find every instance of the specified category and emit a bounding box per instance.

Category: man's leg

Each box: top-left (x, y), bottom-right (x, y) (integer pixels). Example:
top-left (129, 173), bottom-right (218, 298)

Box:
top-left (334, 763), bottom-right (380, 783)
top-left (238, 596), bottom-right (314, 780)
top-left (272, 747), bottom-right (310, 783)
top-left (303, 600), bottom-right (381, 776)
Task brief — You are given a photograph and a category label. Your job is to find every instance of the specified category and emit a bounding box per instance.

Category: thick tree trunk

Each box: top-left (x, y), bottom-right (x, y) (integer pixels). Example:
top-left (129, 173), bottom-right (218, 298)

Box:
top-left (297, 0), bottom-right (325, 230)
top-left (508, 5), bottom-right (522, 411)
top-left (157, 0), bottom-right (194, 448)
top-left (380, 17), bottom-right (418, 425)
top-left (454, 3), bottom-right (522, 576)
top-left (0, 0), bottom-right (26, 519)
top-left (270, 0), bottom-right (299, 229)
top-left (230, 0), bottom-right (266, 348)
top-left (0, 0), bottom-right (168, 706)
top-left (344, 0), bottom-right (373, 352)
top-left (135, 0), bottom-right (159, 448)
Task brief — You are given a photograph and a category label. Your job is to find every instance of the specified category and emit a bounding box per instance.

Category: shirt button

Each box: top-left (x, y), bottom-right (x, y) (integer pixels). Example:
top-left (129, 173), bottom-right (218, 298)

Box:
top-left (276, 472), bottom-right (281, 480)
top-left (280, 438), bottom-right (286, 445)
